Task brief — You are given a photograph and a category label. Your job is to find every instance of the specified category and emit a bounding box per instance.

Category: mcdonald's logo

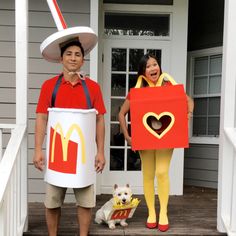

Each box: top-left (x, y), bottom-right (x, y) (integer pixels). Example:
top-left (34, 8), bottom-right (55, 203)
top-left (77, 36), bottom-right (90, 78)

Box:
top-left (48, 123), bottom-right (86, 174)
top-left (111, 209), bottom-right (131, 220)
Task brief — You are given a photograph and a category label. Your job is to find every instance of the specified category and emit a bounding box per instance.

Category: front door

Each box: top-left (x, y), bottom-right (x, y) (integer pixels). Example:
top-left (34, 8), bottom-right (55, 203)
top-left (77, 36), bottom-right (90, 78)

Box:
top-left (101, 39), bottom-right (170, 193)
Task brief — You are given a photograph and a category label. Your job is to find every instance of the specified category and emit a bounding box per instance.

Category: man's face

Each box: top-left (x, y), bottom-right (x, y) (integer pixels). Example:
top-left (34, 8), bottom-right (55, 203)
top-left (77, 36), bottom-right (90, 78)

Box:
top-left (61, 45), bottom-right (84, 72)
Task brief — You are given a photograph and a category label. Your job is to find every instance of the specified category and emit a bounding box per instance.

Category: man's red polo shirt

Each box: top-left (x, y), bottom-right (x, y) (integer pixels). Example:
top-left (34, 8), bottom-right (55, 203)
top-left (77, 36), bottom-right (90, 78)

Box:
top-left (36, 75), bottom-right (106, 114)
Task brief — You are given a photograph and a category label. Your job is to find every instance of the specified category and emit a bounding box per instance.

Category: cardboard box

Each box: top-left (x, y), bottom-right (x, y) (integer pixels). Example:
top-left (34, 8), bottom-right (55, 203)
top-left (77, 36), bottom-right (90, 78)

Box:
top-left (130, 84), bottom-right (189, 150)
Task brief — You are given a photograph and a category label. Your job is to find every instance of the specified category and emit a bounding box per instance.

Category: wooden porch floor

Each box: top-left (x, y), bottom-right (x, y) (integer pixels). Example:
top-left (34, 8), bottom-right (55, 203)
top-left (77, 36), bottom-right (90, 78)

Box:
top-left (24, 186), bottom-right (226, 236)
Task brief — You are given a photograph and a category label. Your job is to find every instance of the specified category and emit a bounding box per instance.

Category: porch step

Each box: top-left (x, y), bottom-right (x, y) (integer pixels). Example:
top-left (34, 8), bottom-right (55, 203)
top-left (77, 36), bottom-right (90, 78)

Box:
top-left (23, 186), bottom-right (226, 236)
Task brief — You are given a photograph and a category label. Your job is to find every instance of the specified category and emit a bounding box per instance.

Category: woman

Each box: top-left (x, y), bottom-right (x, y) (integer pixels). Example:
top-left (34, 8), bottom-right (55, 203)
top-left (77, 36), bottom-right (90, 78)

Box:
top-left (118, 53), bottom-right (194, 232)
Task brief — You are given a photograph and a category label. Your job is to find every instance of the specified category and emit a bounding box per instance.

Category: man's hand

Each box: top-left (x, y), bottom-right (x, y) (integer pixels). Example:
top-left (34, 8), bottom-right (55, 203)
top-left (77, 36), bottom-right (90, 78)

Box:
top-left (95, 153), bottom-right (106, 173)
top-left (33, 150), bottom-right (45, 171)
top-left (34, 113), bottom-right (47, 171)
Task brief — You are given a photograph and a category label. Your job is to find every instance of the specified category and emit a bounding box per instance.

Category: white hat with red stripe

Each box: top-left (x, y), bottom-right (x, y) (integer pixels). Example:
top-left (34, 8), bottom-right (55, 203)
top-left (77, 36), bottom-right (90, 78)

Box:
top-left (40, 0), bottom-right (97, 63)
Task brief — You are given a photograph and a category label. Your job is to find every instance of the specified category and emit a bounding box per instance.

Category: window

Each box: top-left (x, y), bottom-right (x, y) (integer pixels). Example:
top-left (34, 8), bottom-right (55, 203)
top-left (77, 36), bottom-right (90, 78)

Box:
top-left (109, 47), bottom-right (161, 171)
top-left (190, 51), bottom-right (222, 138)
top-left (104, 0), bottom-right (173, 5)
top-left (104, 12), bottom-right (170, 37)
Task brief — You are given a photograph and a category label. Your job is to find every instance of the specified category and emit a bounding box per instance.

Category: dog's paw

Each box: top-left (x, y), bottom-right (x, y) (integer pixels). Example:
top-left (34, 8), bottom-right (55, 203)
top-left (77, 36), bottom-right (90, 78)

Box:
top-left (108, 222), bottom-right (116, 229)
top-left (120, 220), bottom-right (128, 227)
top-left (94, 218), bottom-right (103, 224)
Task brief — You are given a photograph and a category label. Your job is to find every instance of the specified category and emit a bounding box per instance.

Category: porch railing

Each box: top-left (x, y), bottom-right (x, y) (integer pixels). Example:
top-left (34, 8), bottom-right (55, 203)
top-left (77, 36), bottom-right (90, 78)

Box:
top-left (0, 124), bottom-right (28, 236)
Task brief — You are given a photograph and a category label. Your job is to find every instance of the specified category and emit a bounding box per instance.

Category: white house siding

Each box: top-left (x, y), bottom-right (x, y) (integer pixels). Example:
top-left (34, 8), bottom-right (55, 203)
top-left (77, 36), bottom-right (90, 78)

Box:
top-left (0, 0), bottom-right (92, 202)
top-left (184, 0), bottom-right (224, 189)
top-left (184, 144), bottom-right (219, 188)
top-left (0, 1), bottom-right (16, 162)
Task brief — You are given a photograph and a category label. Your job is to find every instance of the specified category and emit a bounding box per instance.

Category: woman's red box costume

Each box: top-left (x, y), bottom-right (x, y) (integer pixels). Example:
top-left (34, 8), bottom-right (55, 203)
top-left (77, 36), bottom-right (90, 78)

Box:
top-left (130, 73), bottom-right (189, 151)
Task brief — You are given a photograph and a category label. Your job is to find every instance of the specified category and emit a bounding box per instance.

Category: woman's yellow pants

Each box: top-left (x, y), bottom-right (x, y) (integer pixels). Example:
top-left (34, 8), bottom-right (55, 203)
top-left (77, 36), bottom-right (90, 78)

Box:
top-left (139, 148), bottom-right (173, 225)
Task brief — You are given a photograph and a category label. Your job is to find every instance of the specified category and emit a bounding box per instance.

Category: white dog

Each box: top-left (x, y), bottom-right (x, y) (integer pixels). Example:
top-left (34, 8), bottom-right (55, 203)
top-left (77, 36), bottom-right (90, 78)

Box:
top-left (95, 184), bottom-right (132, 229)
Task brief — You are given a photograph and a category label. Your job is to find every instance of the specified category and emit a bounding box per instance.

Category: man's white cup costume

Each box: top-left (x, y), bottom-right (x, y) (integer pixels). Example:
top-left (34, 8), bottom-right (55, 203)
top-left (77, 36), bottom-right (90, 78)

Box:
top-left (45, 108), bottom-right (97, 188)
top-left (41, 0), bottom-right (98, 188)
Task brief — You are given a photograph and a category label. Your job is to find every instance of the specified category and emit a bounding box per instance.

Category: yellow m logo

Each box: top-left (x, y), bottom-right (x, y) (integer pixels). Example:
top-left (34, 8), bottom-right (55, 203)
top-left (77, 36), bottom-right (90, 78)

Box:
top-left (50, 123), bottom-right (86, 164)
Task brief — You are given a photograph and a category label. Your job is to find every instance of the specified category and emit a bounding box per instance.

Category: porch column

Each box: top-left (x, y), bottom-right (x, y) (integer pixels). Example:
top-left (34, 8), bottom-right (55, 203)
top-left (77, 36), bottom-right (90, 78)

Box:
top-left (90, 0), bottom-right (101, 195)
top-left (217, 0), bottom-right (236, 234)
top-left (15, 0), bottom-right (28, 231)
top-left (16, 0), bottom-right (28, 124)
top-left (90, 0), bottom-right (99, 83)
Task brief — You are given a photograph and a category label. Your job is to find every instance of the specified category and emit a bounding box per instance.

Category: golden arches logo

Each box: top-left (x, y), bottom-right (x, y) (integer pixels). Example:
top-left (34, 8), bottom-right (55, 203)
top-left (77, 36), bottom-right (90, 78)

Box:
top-left (50, 123), bottom-right (86, 164)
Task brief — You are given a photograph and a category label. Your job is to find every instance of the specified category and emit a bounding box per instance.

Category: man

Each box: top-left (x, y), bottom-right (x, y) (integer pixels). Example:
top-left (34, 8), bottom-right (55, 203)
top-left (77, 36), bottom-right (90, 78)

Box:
top-left (33, 39), bottom-right (106, 236)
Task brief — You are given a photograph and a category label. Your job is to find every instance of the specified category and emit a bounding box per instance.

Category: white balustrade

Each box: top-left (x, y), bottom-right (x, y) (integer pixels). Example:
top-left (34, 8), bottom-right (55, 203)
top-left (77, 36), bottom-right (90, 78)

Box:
top-left (0, 125), bottom-right (27, 236)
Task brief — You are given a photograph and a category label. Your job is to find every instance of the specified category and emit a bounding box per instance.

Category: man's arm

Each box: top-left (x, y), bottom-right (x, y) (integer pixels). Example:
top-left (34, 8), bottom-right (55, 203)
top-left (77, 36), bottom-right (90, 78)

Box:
top-left (33, 113), bottom-right (48, 171)
top-left (95, 114), bottom-right (105, 173)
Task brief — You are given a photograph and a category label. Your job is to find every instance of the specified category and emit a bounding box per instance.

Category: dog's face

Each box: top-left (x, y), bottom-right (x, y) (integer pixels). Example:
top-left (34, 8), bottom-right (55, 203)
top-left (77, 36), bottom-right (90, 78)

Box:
top-left (113, 184), bottom-right (132, 205)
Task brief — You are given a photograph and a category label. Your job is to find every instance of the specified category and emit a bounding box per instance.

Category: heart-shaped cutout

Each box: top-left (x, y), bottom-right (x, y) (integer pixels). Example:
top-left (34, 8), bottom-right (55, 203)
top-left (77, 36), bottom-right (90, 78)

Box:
top-left (143, 112), bottom-right (175, 139)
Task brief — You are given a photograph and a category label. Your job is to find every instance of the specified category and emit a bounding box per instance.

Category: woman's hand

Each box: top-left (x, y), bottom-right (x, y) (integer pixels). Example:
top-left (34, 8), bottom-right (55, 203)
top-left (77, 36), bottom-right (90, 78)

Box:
top-left (126, 136), bottom-right (132, 146)
top-left (186, 95), bottom-right (194, 120)
top-left (187, 111), bottom-right (193, 120)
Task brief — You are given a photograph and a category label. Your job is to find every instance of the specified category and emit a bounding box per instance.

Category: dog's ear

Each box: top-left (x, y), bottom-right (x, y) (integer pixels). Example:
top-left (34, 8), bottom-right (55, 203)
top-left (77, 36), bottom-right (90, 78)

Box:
top-left (126, 184), bottom-right (130, 188)
top-left (114, 184), bottom-right (118, 189)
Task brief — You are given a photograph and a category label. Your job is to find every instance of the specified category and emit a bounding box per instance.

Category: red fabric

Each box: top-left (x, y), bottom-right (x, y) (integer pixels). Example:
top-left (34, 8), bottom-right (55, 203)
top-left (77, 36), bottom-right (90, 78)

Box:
top-left (130, 84), bottom-right (189, 150)
top-left (36, 74), bottom-right (106, 114)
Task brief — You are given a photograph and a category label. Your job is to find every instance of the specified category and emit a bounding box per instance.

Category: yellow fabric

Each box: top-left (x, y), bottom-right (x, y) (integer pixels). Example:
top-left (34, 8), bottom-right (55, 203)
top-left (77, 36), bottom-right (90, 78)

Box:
top-left (139, 149), bottom-right (173, 225)
top-left (113, 197), bottom-right (140, 209)
top-left (135, 75), bottom-right (155, 88)
top-left (135, 72), bottom-right (177, 88)
top-left (156, 73), bottom-right (177, 86)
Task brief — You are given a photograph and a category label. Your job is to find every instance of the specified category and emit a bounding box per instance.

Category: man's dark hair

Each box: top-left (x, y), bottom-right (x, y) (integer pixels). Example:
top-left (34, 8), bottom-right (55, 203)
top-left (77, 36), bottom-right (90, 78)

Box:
top-left (60, 39), bottom-right (85, 57)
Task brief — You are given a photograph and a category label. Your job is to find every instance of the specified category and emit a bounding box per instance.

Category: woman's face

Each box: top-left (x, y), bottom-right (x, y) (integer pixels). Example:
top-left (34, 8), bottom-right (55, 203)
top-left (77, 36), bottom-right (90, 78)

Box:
top-left (145, 57), bottom-right (161, 84)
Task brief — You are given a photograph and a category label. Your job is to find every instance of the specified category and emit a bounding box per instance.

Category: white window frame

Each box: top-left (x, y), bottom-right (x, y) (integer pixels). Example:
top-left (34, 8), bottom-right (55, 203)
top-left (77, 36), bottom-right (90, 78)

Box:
top-left (187, 47), bottom-right (223, 145)
top-left (102, 3), bottom-right (173, 41)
